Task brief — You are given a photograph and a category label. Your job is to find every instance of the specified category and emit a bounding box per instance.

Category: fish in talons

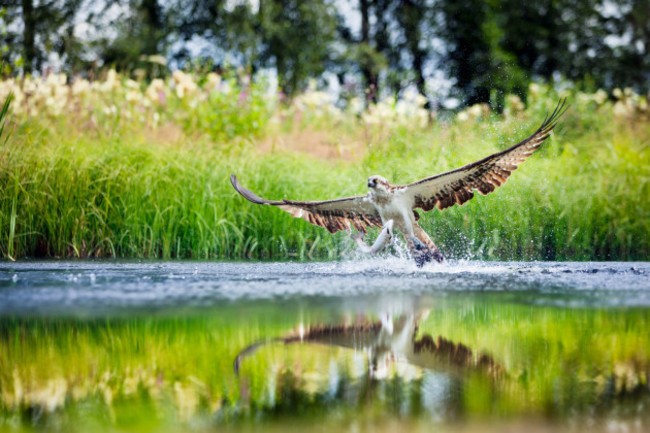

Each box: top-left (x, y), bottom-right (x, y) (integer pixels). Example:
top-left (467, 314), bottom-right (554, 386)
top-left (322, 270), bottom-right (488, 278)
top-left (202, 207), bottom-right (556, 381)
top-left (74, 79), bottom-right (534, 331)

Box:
top-left (351, 219), bottom-right (394, 254)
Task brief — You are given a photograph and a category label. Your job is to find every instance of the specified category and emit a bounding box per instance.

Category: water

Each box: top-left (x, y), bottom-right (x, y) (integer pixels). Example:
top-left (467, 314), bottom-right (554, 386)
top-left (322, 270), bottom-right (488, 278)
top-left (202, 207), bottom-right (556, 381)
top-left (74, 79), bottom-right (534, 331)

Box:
top-left (2, 260), bottom-right (648, 314)
top-left (1, 260), bottom-right (649, 432)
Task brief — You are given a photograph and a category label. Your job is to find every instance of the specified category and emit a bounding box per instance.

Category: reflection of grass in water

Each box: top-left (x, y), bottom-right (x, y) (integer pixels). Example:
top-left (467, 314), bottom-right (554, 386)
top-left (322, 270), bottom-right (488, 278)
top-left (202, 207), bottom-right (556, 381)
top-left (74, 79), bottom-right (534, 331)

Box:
top-left (0, 306), bottom-right (369, 429)
top-left (1, 302), bottom-right (649, 430)
top-left (0, 314), bottom-right (283, 427)
top-left (418, 300), bottom-right (650, 417)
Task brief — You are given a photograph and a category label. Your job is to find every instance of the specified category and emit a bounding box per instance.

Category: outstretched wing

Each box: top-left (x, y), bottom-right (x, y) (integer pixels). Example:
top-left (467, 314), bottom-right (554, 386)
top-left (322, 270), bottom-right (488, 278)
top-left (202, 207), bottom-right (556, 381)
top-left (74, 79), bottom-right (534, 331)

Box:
top-left (403, 99), bottom-right (567, 212)
top-left (230, 175), bottom-right (382, 234)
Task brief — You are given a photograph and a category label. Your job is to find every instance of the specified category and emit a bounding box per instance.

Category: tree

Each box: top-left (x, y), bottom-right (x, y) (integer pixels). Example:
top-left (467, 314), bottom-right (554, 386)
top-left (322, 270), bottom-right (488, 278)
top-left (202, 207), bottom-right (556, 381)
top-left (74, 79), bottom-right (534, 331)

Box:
top-left (173, 0), bottom-right (338, 97)
top-left (258, 0), bottom-right (338, 96)
top-left (22, 0), bottom-right (35, 73)
top-left (437, 0), bottom-right (493, 105)
top-left (396, 0), bottom-right (429, 105)
top-left (0, 0), bottom-right (84, 75)
top-left (171, 0), bottom-right (259, 67)
top-left (436, 0), bottom-right (528, 108)
top-left (604, 0), bottom-right (650, 91)
top-left (98, 0), bottom-right (169, 72)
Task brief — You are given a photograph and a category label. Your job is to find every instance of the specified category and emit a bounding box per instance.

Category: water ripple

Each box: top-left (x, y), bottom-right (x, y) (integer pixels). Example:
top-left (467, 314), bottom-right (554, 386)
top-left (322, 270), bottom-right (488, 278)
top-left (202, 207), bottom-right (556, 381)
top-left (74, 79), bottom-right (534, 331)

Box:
top-left (0, 259), bottom-right (648, 316)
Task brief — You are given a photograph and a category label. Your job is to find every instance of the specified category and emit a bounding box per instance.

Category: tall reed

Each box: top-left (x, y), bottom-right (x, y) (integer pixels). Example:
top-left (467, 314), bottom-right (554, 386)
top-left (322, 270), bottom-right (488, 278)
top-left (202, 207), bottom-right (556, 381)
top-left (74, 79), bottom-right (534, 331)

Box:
top-left (0, 77), bottom-right (648, 261)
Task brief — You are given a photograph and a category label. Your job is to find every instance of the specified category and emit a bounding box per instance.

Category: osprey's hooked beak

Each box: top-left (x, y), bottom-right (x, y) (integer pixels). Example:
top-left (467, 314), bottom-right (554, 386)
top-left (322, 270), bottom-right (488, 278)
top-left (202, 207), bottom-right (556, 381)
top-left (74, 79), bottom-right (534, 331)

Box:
top-left (368, 179), bottom-right (377, 188)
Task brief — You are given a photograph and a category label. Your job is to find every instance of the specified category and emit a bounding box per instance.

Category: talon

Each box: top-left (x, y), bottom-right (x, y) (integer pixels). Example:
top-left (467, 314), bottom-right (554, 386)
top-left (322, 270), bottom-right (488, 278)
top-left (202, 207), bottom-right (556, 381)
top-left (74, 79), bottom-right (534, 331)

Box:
top-left (413, 251), bottom-right (433, 267)
top-left (411, 236), bottom-right (427, 251)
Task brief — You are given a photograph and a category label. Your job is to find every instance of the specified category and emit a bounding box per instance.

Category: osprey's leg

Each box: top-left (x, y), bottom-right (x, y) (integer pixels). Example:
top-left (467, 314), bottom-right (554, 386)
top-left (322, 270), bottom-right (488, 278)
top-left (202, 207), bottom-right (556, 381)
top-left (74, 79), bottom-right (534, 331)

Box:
top-left (397, 208), bottom-right (434, 266)
top-left (407, 224), bottom-right (445, 267)
top-left (352, 220), bottom-right (394, 254)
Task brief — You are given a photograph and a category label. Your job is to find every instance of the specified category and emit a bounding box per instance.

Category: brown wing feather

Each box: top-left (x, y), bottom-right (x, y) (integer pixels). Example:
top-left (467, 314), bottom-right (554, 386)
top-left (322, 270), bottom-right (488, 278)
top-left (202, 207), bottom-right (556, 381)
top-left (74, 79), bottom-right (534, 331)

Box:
top-left (230, 174), bottom-right (382, 234)
top-left (404, 99), bottom-right (567, 212)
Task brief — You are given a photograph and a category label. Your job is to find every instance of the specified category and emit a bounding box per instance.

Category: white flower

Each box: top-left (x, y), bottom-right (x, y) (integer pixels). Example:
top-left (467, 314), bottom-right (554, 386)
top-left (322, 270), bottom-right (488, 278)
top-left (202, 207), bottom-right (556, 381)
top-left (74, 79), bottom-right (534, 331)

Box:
top-left (145, 78), bottom-right (166, 105)
top-left (403, 89), bottom-right (427, 108)
top-left (205, 72), bottom-right (222, 91)
top-left (506, 94), bottom-right (524, 113)
top-left (45, 73), bottom-right (66, 88)
top-left (98, 69), bottom-right (120, 93)
top-left (593, 89), bottom-right (608, 105)
top-left (172, 70), bottom-right (197, 99)
top-left (612, 101), bottom-right (630, 117)
top-left (347, 97), bottom-right (363, 115)
top-left (72, 79), bottom-right (91, 96)
top-left (467, 104), bottom-right (485, 119)
top-left (102, 104), bottom-right (118, 116)
top-left (22, 77), bottom-right (37, 95)
top-left (126, 90), bottom-right (142, 104)
top-left (528, 83), bottom-right (541, 97)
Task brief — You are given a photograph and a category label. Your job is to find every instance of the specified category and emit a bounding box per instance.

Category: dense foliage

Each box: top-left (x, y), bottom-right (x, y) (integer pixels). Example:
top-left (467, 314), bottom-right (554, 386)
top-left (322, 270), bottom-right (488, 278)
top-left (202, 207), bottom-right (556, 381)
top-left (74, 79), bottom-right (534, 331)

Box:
top-left (0, 71), bottom-right (648, 261)
top-left (1, 0), bottom-right (648, 105)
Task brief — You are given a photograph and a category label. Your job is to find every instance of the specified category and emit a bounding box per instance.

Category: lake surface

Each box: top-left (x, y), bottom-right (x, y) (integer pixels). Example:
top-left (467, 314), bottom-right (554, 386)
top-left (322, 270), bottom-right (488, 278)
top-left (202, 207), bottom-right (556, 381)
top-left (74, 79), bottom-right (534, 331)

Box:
top-left (1, 260), bottom-right (649, 432)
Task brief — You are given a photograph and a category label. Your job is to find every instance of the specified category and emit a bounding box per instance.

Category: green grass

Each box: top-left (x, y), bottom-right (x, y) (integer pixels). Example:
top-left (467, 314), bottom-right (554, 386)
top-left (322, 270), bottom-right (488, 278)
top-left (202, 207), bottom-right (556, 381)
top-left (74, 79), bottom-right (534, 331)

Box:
top-left (0, 79), bottom-right (648, 261)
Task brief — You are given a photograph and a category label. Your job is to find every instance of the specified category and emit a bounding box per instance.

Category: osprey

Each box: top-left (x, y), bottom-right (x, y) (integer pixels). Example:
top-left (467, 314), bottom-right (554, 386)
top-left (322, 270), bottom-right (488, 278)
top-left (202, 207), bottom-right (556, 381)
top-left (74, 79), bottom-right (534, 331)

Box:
top-left (231, 99), bottom-right (566, 266)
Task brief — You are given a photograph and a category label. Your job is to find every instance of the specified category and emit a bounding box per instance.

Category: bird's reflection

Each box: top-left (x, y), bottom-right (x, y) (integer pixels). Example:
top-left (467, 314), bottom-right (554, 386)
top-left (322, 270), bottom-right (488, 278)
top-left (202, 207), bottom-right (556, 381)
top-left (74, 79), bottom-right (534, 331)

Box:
top-left (234, 310), bottom-right (501, 378)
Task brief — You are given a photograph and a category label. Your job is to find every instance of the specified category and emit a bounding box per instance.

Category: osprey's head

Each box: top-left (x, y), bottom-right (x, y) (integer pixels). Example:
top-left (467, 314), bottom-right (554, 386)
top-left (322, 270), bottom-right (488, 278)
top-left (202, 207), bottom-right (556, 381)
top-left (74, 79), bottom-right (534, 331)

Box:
top-left (367, 175), bottom-right (390, 192)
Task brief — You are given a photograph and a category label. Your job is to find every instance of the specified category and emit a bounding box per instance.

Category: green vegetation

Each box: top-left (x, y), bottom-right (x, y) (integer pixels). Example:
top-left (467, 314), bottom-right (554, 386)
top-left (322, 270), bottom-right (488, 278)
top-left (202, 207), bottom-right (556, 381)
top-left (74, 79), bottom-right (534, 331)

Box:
top-left (1, 299), bottom-right (648, 431)
top-left (0, 73), bottom-right (648, 261)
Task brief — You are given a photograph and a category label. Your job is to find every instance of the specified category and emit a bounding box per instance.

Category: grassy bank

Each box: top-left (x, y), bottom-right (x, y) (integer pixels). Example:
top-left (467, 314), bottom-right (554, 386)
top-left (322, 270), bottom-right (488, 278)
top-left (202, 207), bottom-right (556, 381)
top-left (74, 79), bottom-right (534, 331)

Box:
top-left (0, 73), bottom-right (648, 260)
